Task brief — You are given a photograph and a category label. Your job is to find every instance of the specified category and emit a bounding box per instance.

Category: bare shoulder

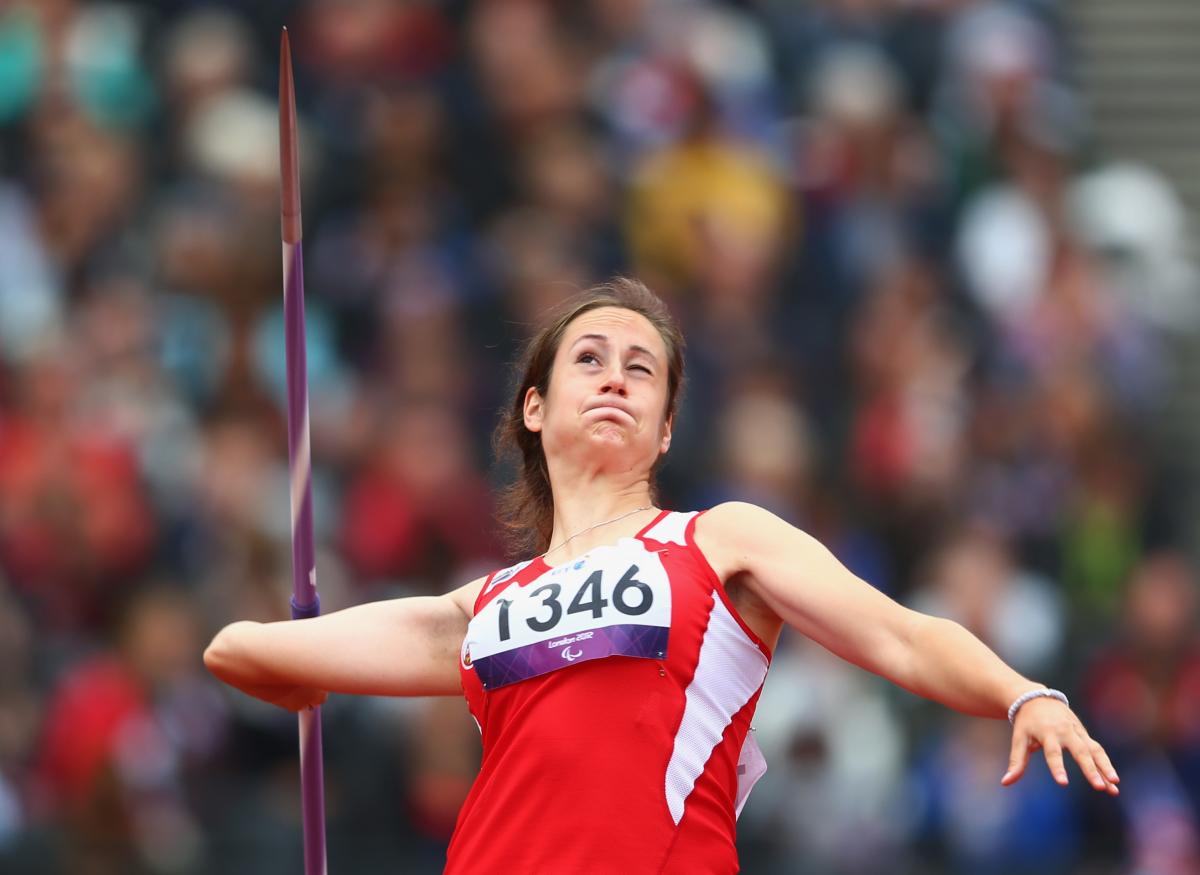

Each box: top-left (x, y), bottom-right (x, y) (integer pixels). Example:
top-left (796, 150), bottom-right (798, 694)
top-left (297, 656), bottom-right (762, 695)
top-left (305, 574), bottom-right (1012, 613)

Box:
top-left (693, 502), bottom-right (790, 648)
top-left (445, 575), bottom-right (488, 622)
top-left (695, 501), bottom-right (829, 578)
top-left (697, 500), bottom-right (777, 535)
top-left (694, 501), bottom-right (784, 573)
top-left (444, 573), bottom-right (484, 619)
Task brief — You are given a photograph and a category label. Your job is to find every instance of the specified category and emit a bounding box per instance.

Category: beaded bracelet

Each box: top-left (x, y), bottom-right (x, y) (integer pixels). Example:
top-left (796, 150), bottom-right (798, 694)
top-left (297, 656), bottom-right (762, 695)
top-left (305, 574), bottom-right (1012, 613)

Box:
top-left (1008, 688), bottom-right (1069, 724)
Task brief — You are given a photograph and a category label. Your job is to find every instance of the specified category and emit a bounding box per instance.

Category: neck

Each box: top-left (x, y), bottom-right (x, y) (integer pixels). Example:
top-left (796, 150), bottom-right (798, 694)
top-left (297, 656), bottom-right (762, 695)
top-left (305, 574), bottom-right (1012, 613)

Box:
top-left (544, 465), bottom-right (656, 561)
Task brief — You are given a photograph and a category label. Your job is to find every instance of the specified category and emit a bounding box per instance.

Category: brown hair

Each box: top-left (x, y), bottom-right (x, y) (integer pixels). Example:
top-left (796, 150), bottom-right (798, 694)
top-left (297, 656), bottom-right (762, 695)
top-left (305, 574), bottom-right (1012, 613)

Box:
top-left (493, 278), bottom-right (686, 558)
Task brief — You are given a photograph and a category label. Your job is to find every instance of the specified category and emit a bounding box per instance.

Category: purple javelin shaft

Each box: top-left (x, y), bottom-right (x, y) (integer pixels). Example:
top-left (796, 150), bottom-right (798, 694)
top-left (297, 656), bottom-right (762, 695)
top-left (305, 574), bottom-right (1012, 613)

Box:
top-left (280, 28), bottom-right (328, 875)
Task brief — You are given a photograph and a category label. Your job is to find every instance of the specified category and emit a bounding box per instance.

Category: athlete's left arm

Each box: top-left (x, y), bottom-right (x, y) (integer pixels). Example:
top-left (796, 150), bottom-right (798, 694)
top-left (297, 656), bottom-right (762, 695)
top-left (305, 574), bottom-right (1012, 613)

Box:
top-left (696, 501), bottom-right (1119, 795)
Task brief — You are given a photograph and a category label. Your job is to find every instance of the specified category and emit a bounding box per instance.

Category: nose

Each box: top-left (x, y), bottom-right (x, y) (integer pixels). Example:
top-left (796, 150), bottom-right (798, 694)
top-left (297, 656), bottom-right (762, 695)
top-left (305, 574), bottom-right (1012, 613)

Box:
top-left (599, 363), bottom-right (627, 396)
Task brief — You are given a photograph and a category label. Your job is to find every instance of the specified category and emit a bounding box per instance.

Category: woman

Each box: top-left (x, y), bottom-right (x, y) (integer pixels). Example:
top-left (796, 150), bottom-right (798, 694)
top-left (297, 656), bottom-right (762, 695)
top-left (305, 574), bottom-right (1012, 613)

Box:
top-left (205, 278), bottom-right (1119, 874)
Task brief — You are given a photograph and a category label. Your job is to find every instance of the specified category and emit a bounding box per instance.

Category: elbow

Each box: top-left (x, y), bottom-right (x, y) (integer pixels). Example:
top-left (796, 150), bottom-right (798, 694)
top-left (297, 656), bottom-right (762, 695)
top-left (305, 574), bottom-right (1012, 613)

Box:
top-left (204, 621), bottom-right (257, 684)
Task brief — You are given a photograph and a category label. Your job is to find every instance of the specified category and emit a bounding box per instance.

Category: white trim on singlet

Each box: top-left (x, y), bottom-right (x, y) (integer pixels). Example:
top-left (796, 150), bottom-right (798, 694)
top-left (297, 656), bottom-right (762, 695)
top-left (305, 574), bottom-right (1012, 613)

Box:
top-left (663, 593), bottom-right (769, 825)
top-left (641, 510), bottom-right (697, 546)
top-left (484, 559), bottom-right (533, 594)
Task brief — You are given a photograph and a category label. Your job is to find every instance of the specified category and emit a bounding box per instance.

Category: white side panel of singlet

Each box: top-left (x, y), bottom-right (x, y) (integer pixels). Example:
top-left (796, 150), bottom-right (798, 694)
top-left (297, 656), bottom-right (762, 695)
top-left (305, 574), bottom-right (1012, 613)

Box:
top-left (663, 594), bottom-right (769, 825)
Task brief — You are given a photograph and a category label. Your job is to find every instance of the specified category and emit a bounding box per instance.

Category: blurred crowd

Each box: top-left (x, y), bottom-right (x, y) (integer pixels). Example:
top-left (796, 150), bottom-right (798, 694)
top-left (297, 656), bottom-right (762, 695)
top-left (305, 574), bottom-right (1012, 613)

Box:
top-left (0, 0), bottom-right (1198, 873)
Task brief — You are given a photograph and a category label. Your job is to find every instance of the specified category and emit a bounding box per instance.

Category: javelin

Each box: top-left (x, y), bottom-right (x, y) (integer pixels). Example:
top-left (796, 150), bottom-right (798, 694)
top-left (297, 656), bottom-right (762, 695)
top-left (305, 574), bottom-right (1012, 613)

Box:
top-left (279, 27), bottom-right (328, 875)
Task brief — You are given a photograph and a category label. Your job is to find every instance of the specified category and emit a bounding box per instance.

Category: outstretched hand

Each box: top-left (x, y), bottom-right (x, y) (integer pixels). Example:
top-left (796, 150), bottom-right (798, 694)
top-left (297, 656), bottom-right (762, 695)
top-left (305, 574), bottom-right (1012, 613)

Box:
top-left (241, 680), bottom-right (329, 713)
top-left (1001, 697), bottom-right (1119, 795)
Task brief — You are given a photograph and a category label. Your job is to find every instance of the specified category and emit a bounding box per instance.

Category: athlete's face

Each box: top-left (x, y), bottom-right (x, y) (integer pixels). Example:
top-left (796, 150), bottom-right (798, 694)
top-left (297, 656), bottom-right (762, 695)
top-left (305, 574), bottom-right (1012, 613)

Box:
top-left (524, 307), bottom-right (673, 469)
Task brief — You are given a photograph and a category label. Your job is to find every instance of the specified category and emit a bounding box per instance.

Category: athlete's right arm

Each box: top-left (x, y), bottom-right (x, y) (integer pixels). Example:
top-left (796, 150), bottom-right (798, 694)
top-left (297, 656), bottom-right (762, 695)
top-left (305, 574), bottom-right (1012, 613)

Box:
top-left (203, 576), bottom-right (486, 709)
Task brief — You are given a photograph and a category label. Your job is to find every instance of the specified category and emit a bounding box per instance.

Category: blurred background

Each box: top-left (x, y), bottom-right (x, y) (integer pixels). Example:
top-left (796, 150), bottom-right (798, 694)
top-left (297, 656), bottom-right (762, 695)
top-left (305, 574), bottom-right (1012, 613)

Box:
top-left (0, 0), bottom-right (1198, 872)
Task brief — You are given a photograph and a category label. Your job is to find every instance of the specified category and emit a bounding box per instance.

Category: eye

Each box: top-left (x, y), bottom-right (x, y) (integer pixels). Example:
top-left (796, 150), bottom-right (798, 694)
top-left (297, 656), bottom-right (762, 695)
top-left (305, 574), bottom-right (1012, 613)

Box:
top-left (629, 363), bottom-right (652, 374)
top-left (577, 352), bottom-right (599, 365)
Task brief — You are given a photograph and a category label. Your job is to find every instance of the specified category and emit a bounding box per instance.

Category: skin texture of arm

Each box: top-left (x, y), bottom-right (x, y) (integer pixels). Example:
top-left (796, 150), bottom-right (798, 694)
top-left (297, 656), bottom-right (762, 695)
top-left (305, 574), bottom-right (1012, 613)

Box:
top-left (696, 501), bottom-right (1120, 794)
top-left (203, 577), bottom-right (484, 706)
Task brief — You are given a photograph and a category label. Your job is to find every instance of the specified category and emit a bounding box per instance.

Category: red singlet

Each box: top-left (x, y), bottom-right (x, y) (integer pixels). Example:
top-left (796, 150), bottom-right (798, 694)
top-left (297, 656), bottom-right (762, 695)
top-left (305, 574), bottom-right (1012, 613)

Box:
top-left (447, 510), bottom-right (772, 874)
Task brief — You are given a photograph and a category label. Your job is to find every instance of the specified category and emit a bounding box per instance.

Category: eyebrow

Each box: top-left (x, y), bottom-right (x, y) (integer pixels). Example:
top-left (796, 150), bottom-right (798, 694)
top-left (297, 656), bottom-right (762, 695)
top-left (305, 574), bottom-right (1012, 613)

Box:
top-left (569, 333), bottom-right (661, 365)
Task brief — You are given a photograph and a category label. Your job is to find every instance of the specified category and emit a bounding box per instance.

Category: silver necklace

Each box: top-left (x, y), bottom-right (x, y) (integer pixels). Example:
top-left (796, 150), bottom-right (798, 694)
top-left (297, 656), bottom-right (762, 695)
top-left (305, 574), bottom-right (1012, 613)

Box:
top-left (542, 505), bottom-right (654, 559)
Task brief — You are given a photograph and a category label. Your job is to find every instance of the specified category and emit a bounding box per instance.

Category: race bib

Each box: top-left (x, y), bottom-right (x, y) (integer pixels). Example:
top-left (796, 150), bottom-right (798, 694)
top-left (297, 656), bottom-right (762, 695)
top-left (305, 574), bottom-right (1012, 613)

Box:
top-left (466, 540), bottom-right (671, 690)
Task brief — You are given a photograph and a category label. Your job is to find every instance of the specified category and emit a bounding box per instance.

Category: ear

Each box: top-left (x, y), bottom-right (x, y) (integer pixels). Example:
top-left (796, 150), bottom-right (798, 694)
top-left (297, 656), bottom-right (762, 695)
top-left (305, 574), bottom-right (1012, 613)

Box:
top-left (659, 412), bottom-right (673, 454)
top-left (523, 386), bottom-right (545, 433)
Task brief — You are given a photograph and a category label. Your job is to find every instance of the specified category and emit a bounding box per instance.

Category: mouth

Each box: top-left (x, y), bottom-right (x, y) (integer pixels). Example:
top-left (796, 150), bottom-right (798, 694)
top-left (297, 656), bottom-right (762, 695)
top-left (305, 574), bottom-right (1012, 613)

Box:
top-left (584, 403), bottom-right (635, 423)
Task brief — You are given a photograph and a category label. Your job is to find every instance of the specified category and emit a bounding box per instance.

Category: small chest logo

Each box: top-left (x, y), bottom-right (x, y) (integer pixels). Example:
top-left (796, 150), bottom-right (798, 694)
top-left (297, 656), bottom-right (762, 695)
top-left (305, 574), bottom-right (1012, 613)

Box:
top-left (485, 559), bottom-right (533, 594)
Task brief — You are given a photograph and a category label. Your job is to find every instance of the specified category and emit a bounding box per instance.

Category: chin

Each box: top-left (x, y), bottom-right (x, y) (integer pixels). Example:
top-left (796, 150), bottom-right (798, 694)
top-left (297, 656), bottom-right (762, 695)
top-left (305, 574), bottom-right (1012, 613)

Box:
top-left (587, 427), bottom-right (630, 446)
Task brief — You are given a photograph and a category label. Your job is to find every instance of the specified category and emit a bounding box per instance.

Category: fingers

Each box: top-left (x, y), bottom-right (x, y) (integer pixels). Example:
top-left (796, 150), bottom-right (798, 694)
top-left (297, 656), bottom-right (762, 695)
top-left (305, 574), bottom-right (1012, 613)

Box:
top-left (241, 681), bottom-right (326, 712)
top-left (1043, 737), bottom-right (1069, 787)
top-left (289, 689), bottom-right (328, 712)
top-left (1071, 731), bottom-right (1120, 796)
top-left (1009, 724), bottom-right (1121, 796)
top-left (1090, 739), bottom-right (1121, 787)
top-left (1001, 731), bottom-right (1031, 786)
top-left (1007, 699), bottom-right (1121, 795)
top-left (1064, 734), bottom-right (1106, 791)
